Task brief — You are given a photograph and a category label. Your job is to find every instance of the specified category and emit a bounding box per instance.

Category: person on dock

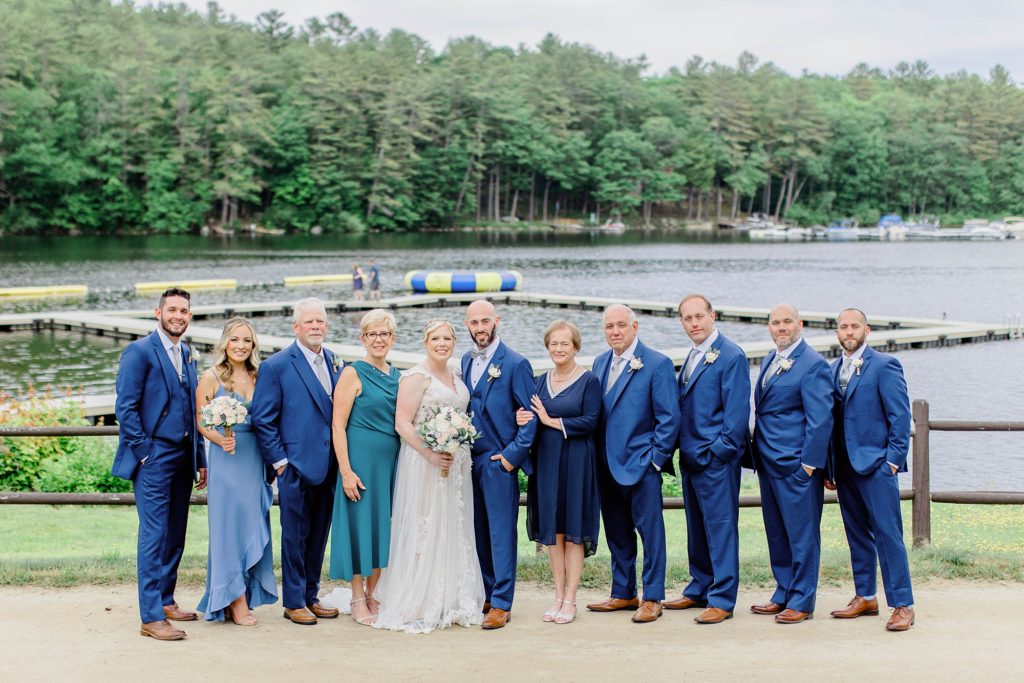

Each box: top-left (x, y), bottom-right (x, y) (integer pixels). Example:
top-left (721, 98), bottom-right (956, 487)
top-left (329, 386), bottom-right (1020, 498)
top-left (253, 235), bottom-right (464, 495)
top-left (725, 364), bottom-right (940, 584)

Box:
top-left (251, 297), bottom-right (342, 625)
top-left (352, 263), bottom-right (366, 301)
top-left (826, 308), bottom-right (915, 631)
top-left (461, 299), bottom-right (537, 629)
top-left (367, 259), bottom-right (381, 302)
top-left (749, 303), bottom-right (833, 624)
top-left (586, 304), bottom-right (679, 624)
top-left (112, 287), bottom-right (207, 641)
top-left (665, 294), bottom-right (750, 624)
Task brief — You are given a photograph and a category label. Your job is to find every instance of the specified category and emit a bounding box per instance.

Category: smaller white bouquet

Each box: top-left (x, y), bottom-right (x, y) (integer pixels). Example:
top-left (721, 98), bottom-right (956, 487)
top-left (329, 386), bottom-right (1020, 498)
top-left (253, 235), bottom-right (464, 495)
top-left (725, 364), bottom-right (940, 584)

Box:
top-left (416, 404), bottom-right (481, 478)
top-left (199, 395), bottom-right (248, 454)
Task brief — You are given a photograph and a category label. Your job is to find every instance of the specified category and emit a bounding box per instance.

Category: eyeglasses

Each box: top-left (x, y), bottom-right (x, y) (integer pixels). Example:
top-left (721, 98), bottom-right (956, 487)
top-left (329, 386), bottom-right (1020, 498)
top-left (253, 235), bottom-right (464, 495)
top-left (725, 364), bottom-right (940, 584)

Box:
top-left (363, 331), bottom-right (393, 341)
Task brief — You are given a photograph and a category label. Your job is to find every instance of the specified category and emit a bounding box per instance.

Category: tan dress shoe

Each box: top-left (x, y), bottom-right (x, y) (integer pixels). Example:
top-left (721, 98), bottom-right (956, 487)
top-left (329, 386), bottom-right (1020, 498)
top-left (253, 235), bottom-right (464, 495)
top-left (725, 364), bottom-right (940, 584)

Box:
top-left (308, 602), bottom-right (339, 619)
top-left (750, 601), bottom-right (784, 615)
top-left (885, 606), bottom-right (915, 631)
top-left (586, 597), bottom-right (640, 612)
top-left (831, 596), bottom-right (880, 619)
top-left (162, 603), bottom-right (198, 621)
top-left (283, 607), bottom-right (318, 625)
top-left (481, 608), bottom-right (511, 630)
top-left (663, 596), bottom-right (707, 610)
top-left (694, 607), bottom-right (733, 624)
top-left (775, 608), bottom-right (813, 624)
top-left (140, 619), bottom-right (187, 640)
top-left (631, 600), bottom-right (663, 623)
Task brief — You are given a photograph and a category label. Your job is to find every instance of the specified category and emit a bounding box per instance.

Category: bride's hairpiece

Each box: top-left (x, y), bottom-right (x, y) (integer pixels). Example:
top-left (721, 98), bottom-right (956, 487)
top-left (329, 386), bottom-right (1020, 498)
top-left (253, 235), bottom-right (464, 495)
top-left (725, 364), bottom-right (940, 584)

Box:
top-left (421, 318), bottom-right (457, 339)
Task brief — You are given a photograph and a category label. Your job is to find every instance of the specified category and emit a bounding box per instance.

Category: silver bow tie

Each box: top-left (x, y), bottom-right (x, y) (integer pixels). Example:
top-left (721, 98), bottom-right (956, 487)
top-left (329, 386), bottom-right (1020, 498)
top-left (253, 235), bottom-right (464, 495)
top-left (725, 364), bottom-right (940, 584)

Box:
top-left (470, 349), bottom-right (488, 360)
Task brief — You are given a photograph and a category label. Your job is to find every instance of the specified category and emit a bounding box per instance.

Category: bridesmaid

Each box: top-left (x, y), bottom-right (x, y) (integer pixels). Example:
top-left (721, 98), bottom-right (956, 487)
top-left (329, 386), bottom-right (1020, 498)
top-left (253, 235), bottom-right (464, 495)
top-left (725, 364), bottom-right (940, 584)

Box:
top-left (517, 320), bottom-right (601, 625)
top-left (196, 317), bottom-right (277, 625)
top-left (329, 309), bottom-right (401, 626)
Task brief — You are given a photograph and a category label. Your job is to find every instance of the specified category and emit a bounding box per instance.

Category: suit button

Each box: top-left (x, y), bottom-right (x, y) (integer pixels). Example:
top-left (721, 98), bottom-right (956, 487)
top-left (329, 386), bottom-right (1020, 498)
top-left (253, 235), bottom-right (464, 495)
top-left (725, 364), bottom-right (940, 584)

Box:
top-left (162, 411), bottom-right (168, 416)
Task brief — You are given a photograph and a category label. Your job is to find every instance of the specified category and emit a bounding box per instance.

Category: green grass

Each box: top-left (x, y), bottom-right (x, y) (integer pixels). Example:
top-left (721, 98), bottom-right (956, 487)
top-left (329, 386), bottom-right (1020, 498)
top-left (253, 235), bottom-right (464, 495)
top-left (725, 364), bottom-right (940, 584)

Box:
top-left (2, 496), bottom-right (1022, 588)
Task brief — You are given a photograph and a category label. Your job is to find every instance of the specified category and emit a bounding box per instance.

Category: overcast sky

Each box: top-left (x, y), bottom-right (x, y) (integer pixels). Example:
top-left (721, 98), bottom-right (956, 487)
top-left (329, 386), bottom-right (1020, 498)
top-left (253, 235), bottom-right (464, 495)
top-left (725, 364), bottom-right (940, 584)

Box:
top-left (179, 0), bottom-right (1024, 78)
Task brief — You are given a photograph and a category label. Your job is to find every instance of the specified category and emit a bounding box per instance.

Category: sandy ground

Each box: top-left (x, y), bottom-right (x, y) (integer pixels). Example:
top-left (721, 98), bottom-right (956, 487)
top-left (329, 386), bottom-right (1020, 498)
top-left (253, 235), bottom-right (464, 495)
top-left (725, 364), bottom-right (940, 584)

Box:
top-left (0, 582), bottom-right (1019, 681)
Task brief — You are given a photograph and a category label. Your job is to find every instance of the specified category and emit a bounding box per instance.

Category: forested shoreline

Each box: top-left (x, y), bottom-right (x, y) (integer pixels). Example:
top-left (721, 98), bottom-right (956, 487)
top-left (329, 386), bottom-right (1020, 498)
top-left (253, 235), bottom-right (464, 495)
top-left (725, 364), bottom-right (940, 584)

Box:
top-left (2, 0), bottom-right (1024, 235)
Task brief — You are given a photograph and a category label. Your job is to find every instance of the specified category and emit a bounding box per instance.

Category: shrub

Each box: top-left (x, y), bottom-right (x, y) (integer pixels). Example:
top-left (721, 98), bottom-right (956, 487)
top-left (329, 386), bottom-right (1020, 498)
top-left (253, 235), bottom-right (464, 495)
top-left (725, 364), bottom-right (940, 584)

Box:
top-left (33, 437), bottom-right (129, 493)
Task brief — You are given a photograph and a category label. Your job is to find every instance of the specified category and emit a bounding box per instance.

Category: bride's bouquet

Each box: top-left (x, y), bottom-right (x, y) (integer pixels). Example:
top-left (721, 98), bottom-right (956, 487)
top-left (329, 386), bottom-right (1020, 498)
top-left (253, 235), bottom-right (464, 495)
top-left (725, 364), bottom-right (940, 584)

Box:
top-left (199, 395), bottom-right (248, 454)
top-left (417, 404), bottom-right (481, 478)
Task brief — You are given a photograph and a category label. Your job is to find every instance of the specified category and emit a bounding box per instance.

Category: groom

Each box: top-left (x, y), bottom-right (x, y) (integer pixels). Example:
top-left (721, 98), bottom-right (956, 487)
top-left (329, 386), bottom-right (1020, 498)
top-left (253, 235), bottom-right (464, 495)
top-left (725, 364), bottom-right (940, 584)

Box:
top-left (252, 297), bottom-right (342, 625)
top-left (113, 287), bottom-right (206, 641)
top-left (462, 299), bottom-right (536, 630)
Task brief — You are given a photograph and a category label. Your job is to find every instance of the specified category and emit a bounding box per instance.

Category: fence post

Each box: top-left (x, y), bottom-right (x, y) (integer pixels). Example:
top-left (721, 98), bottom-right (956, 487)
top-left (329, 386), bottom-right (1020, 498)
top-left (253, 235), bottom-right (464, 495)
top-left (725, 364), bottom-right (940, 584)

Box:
top-left (912, 399), bottom-right (931, 547)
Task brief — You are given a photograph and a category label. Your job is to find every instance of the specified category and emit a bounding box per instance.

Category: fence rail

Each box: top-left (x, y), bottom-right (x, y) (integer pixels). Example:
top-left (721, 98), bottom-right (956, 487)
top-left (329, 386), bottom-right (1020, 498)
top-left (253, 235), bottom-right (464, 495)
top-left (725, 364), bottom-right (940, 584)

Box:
top-left (2, 399), bottom-right (1021, 547)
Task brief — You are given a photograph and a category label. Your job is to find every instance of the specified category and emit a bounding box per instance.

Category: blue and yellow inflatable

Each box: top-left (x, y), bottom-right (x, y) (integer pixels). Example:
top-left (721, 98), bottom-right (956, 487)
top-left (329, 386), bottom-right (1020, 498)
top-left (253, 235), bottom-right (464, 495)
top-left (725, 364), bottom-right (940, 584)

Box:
top-left (404, 270), bottom-right (522, 294)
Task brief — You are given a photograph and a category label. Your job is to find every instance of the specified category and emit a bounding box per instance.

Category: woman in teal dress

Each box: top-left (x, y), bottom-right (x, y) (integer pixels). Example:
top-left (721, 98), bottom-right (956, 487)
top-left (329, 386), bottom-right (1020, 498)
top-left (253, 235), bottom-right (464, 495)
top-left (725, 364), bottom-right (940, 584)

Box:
top-left (330, 309), bottom-right (401, 626)
top-left (196, 317), bottom-right (277, 625)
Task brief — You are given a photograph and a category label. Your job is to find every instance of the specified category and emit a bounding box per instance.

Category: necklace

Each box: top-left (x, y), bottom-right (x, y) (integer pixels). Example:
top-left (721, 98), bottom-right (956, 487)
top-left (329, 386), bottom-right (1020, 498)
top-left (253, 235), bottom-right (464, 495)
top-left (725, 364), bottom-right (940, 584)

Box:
top-left (364, 359), bottom-right (391, 376)
top-left (551, 364), bottom-right (579, 382)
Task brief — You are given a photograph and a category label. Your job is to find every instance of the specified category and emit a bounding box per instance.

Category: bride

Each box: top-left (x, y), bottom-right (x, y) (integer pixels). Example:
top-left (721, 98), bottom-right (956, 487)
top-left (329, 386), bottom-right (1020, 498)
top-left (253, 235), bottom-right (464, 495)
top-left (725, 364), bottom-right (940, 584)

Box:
top-left (373, 319), bottom-right (485, 633)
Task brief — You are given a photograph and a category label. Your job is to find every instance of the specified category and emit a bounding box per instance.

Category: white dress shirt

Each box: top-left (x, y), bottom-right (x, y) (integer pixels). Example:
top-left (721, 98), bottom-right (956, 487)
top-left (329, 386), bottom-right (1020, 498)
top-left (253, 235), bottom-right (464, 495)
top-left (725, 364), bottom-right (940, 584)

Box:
top-left (155, 325), bottom-right (183, 378)
top-left (684, 328), bottom-right (720, 381)
top-left (470, 337), bottom-right (501, 389)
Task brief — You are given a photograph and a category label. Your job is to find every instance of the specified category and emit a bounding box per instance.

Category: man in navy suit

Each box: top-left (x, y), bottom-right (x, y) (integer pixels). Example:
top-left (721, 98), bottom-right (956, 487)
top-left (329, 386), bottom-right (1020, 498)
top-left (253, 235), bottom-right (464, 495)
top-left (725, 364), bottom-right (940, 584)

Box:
top-left (750, 303), bottom-right (833, 624)
top-left (665, 294), bottom-right (750, 624)
top-left (827, 308), bottom-right (915, 631)
top-left (462, 299), bottom-right (536, 630)
top-left (586, 304), bottom-right (679, 624)
top-left (251, 297), bottom-right (342, 625)
top-left (113, 287), bottom-right (207, 641)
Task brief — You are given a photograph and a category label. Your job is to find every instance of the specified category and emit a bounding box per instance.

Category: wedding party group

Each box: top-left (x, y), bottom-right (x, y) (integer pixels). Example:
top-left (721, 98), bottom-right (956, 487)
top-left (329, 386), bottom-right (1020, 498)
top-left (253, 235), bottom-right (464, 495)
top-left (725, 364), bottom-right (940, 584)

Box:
top-left (112, 286), bottom-right (915, 641)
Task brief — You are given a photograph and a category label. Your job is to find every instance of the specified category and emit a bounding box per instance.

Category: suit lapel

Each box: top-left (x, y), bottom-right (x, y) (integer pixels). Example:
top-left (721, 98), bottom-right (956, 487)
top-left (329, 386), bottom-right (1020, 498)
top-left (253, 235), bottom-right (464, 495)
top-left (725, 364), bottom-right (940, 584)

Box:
top-left (755, 350), bottom-right (773, 405)
top-left (461, 352), bottom-right (472, 390)
top-left (844, 346), bottom-right (871, 402)
top-left (763, 340), bottom-right (806, 397)
top-left (150, 331), bottom-right (179, 399)
top-left (608, 341), bottom-right (643, 410)
top-left (290, 343), bottom-right (332, 419)
top-left (476, 342), bottom-right (505, 410)
top-left (683, 336), bottom-right (722, 396)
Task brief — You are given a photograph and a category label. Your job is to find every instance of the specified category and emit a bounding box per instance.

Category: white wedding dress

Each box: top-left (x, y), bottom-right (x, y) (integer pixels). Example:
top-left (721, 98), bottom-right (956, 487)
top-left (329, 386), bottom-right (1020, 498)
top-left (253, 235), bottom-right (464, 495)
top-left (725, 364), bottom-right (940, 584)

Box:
top-left (373, 366), bottom-right (485, 633)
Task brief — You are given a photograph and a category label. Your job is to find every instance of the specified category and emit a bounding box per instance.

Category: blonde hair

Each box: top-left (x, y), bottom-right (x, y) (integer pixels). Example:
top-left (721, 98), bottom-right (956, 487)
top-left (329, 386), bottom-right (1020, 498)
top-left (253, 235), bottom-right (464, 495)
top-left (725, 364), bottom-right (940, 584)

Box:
top-left (213, 317), bottom-right (260, 389)
top-left (421, 318), bottom-right (457, 343)
top-left (543, 319), bottom-right (582, 351)
top-left (360, 309), bottom-right (396, 336)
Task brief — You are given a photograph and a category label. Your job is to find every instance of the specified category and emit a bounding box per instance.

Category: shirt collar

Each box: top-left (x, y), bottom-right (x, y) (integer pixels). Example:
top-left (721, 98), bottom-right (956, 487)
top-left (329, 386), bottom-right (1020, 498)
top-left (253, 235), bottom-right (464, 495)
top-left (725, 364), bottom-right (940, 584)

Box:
top-left (297, 340), bottom-right (324, 365)
top-left (693, 328), bottom-right (720, 354)
top-left (613, 337), bottom-right (640, 362)
top-left (155, 325), bottom-right (178, 351)
top-left (843, 343), bottom-right (868, 362)
top-left (776, 336), bottom-right (803, 359)
top-left (474, 337), bottom-right (501, 362)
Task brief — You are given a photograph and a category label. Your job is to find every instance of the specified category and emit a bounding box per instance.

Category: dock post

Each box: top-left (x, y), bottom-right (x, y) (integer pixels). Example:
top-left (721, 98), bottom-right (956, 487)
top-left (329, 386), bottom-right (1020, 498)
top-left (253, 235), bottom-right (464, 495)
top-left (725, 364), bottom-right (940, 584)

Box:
top-left (911, 399), bottom-right (931, 547)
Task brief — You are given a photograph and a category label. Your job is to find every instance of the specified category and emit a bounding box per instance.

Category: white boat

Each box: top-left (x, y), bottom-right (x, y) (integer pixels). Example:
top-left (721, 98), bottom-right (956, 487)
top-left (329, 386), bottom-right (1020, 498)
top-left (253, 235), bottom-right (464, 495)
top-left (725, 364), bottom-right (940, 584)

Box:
top-left (785, 227), bottom-right (812, 241)
top-left (999, 217), bottom-right (1024, 238)
top-left (826, 220), bottom-right (859, 241)
top-left (749, 227), bottom-right (790, 241)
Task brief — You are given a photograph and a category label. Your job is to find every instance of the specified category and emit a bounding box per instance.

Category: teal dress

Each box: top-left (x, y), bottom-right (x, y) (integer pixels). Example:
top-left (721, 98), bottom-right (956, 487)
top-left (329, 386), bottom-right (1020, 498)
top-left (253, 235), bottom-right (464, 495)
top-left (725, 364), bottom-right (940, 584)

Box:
top-left (329, 361), bottom-right (401, 580)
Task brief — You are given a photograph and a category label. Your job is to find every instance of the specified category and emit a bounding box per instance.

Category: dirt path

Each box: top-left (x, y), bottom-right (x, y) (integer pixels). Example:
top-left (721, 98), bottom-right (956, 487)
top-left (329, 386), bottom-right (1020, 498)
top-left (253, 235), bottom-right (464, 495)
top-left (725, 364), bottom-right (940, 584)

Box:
top-left (0, 582), bottom-right (1017, 680)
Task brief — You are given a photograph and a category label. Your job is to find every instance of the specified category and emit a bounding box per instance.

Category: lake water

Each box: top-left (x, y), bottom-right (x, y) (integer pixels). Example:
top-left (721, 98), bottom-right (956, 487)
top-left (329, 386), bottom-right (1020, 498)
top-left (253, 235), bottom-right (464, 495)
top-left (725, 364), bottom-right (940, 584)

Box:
top-left (2, 230), bottom-right (1023, 490)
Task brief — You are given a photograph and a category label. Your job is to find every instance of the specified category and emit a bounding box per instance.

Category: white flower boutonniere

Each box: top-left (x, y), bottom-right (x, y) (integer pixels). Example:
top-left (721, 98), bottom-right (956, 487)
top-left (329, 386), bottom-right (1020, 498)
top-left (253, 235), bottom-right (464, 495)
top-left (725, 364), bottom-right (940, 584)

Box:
top-left (190, 348), bottom-right (201, 367)
top-left (704, 349), bottom-right (720, 365)
top-left (330, 354), bottom-right (342, 373)
top-left (778, 358), bottom-right (794, 375)
top-left (487, 364), bottom-right (502, 382)
top-left (628, 356), bottom-right (644, 373)
top-left (851, 358), bottom-right (864, 376)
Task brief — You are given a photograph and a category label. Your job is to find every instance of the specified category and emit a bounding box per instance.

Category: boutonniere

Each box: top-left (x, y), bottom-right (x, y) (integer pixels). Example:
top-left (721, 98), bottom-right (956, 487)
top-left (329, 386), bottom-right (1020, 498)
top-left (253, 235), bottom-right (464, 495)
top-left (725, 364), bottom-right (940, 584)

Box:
top-left (190, 348), bottom-right (201, 367)
top-left (487, 364), bottom-right (502, 382)
top-left (851, 358), bottom-right (863, 375)
top-left (704, 349), bottom-right (720, 365)
top-left (628, 356), bottom-right (644, 372)
top-left (330, 354), bottom-right (342, 373)
top-left (778, 358), bottom-right (794, 374)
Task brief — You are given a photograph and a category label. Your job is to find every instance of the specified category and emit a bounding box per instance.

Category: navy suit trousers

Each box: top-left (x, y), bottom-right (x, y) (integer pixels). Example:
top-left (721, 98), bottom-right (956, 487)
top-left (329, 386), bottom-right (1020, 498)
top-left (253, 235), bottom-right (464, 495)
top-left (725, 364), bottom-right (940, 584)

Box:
top-left (598, 463), bottom-right (667, 601)
top-left (472, 454), bottom-right (520, 610)
top-left (277, 465), bottom-right (336, 609)
top-left (681, 460), bottom-right (741, 611)
top-left (133, 445), bottom-right (193, 623)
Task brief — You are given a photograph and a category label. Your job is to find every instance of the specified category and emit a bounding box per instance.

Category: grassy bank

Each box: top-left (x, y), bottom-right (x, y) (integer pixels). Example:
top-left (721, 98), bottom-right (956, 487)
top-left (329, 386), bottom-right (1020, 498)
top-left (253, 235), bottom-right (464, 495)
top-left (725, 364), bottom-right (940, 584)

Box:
top-left (2, 501), bottom-right (1021, 589)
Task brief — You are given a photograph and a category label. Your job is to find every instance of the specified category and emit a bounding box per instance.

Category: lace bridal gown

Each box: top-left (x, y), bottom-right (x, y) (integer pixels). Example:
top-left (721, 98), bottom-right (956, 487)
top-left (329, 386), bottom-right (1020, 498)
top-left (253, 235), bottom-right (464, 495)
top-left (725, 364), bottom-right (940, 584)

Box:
top-left (373, 366), bottom-right (485, 633)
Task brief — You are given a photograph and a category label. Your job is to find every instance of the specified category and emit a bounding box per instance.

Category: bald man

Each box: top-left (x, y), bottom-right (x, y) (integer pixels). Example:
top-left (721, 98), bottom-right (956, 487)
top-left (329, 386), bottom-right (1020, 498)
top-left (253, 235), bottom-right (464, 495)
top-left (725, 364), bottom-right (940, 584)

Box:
top-left (749, 304), bottom-right (833, 624)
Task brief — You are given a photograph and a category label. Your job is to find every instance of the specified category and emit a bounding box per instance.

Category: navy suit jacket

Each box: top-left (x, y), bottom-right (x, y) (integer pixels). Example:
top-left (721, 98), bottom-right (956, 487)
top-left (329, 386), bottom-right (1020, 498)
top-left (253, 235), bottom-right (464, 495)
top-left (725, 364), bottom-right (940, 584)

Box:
top-left (676, 333), bottom-right (751, 471)
top-left (461, 341), bottom-right (537, 474)
top-left (113, 331), bottom-right (206, 480)
top-left (251, 341), bottom-right (341, 485)
top-left (752, 339), bottom-right (833, 478)
top-left (593, 340), bottom-right (680, 486)
top-left (830, 346), bottom-right (912, 475)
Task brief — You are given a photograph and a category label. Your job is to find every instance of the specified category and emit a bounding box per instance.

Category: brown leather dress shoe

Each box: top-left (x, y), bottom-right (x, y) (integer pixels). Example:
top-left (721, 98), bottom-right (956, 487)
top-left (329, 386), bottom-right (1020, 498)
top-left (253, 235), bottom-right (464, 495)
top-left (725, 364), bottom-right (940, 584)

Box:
top-left (631, 600), bottom-right (663, 623)
top-left (140, 619), bottom-right (187, 640)
top-left (162, 603), bottom-right (198, 621)
top-left (750, 601), bottom-right (784, 615)
top-left (663, 596), bottom-right (707, 610)
top-left (885, 606), bottom-right (915, 631)
top-left (831, 596), bottom-right (879, 619)
top-left (586, 597), bottom-right (640, 612)
top-left (481, 608), bottom-right (511, 630)
top-left (308, 602), bottom-right (339, 619)
top-left (283, 607), bottom-right (318, 625)
top-left (694, 607), bottom-right (733, 624)
top-left (775, 608), bottom-right (813, 624)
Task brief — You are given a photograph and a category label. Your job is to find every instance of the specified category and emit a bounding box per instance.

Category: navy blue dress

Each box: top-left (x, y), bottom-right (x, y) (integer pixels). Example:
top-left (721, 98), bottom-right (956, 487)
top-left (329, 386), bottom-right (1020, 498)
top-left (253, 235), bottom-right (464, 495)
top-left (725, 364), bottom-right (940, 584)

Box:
top-left (526, 370), bottom-right (602, 557)
top-left (197, 385), bottom-right (277, 620)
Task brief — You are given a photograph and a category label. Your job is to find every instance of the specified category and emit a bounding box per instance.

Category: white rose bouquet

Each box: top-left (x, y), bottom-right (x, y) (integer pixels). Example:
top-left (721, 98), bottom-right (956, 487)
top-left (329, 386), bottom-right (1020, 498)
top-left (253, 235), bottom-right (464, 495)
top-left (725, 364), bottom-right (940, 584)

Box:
top-left (199, 395), bottom-right (248, 454)
top-left (417, 404), bottom-right (481, 478)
